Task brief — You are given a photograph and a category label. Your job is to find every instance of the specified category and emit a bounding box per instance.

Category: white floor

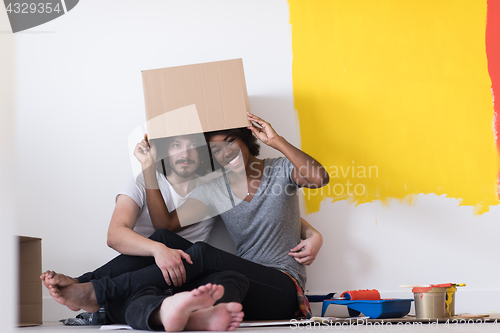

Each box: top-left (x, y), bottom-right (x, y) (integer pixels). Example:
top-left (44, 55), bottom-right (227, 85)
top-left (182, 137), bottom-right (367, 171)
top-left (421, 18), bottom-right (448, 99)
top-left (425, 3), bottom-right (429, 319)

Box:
top-left (16, 319), bottom-right (500, 333)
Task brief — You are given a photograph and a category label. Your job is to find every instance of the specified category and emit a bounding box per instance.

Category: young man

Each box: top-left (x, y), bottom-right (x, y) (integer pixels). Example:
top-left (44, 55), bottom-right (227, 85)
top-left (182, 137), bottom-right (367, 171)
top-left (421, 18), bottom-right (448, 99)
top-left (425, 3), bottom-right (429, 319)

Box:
top-left (104, 133), bottom-right (217, 286)
top-left (41, 134), bottom-right (249, 331)
top-left (42, 134), bottom-right (216, 286)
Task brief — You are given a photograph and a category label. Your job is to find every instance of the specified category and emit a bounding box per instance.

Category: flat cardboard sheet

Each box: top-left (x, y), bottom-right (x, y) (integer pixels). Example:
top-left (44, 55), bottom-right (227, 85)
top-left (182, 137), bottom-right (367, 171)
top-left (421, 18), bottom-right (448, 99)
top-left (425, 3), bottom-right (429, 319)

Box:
top-left (142, 58), bottom-right (251, 139)
top-left (146, 104), bottom-right (203, 140)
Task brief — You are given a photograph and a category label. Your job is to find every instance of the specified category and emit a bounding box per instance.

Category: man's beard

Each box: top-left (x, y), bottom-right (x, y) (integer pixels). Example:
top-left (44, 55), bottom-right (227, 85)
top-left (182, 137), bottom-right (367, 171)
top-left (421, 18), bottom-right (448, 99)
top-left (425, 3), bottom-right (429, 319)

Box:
top-left (174, 167), bottom-right (193, 178)
top-left (173, 159), bottom-right (196, 178)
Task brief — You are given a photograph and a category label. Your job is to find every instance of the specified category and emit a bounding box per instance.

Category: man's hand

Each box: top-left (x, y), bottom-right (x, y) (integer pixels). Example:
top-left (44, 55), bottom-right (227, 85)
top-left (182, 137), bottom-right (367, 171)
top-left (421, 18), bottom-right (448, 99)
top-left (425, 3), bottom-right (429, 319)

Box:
top-left (153, 243), bottom-right (193, 287)
top-left (134, 138), bottom-right (157, 169)
top-left (288, 232), bottom-right (323, 266)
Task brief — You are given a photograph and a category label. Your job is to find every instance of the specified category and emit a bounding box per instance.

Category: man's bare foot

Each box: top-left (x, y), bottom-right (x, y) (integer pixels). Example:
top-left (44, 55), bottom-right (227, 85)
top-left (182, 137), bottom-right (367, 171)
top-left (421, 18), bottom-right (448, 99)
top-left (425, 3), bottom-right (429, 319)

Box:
top-left (185, 302), bottom-right (244, 331)
top-left (48, 282), bottom-right (100, 313)
top-left (157, 283), bottom-right (224, 332)
top-left (40, 270), bottom-right (78, 289)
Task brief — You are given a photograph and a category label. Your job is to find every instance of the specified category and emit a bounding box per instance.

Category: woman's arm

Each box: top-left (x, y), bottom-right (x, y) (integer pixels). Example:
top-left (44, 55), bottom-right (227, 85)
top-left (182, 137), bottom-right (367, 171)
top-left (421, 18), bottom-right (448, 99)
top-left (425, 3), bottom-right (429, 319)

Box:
top-left (288, 218), bottom-right (323, 266)
top-left (247, 112), bottom-right (329, 188)
top-left (134, 138), bottom-right (182, 231)
top-left (135, 139), bottom-right (209, 231)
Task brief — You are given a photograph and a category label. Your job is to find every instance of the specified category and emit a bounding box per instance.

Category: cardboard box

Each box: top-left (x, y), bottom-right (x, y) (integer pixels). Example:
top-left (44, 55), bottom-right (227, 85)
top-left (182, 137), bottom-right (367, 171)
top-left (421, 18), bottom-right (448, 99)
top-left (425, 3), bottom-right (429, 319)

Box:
top-left (18, 236), bottom-right (42, 327)
top-left (142, 58), bottom-right (252, 139)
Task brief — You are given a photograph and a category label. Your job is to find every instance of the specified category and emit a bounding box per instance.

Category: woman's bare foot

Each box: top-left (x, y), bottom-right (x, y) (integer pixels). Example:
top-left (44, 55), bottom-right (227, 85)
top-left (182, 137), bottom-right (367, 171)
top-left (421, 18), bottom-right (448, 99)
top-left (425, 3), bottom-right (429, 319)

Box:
top-left (48, 282), bottom-right (100, 313)
top-left (185, 302), bottom-right (244, 331)
top-left (157, 283), bottom-right (224, 332)
top-left (40, 270), bottom-right (78, 289)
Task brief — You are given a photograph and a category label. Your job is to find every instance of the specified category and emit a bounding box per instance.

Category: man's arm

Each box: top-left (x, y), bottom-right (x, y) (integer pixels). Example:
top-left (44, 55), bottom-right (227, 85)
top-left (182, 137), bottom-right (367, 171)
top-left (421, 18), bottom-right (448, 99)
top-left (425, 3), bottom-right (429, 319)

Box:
top-left (107, 194), bottom-right (161, 256)
top-left (247, 112), bottom-right (329, 188)
top-left (288, 218), bottom-right (323, 266)
top-left (107, 194), bottom-right (192, 287)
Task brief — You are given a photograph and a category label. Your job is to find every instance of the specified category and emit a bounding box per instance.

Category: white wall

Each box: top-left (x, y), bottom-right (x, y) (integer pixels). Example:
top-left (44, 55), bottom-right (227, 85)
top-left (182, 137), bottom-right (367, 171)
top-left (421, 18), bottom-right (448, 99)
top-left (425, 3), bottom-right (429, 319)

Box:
top-left (1, 6), bottom-right (18, 333)
top-left (3, 0), bottom-right (499, 324)
top-left (9, 0), bottom-right (297, 321)
top-left (304, 197), bottom-right (500, 316)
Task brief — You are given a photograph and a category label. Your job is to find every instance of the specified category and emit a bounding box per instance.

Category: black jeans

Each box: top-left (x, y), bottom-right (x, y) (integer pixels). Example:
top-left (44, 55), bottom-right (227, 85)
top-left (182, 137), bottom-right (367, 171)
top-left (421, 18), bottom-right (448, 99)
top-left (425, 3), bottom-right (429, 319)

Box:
top-left (78, 229), bottom-right (299, 321)
top-left (108, 270), bottom-right (248, 330)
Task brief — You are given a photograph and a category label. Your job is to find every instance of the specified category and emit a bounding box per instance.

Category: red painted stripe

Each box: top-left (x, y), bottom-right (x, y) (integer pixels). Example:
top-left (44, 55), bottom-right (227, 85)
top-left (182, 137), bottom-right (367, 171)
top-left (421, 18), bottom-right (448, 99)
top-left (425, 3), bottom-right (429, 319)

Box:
top-left (486, 0), bottom-right (500, 196)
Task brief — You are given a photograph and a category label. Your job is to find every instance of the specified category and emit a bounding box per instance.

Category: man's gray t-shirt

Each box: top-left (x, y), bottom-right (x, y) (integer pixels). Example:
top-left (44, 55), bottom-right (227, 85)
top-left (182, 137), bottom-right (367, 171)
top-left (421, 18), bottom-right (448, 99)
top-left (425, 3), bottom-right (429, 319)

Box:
top-left (188, 157), bottom-right (306, 289)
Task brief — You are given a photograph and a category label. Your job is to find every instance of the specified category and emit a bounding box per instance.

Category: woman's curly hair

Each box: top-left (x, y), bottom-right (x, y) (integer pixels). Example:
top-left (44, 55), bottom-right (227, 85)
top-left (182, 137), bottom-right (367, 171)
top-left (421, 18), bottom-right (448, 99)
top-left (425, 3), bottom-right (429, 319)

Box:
top-left (204, 127), bottom-right (260, 170)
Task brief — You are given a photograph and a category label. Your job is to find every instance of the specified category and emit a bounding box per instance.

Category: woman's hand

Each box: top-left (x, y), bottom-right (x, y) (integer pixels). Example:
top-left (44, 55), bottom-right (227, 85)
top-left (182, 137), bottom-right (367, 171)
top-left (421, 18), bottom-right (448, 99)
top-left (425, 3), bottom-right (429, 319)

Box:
top-left (247, 112), bottom-right (329, 188)
top-left (247, 112), bottom-right (282, 148)
top-left (288, 232), bottom-right (323, 266)
top-left (289, 218), bottom-right (323, 266)
top-left (134, 136), bottom-right (157, 169)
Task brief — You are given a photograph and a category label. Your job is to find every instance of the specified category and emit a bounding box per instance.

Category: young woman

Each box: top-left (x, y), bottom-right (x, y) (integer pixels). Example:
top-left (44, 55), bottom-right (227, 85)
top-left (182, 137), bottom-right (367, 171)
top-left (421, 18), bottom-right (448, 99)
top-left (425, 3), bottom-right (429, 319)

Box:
top-left (137, 112), bottom-right (329, 319)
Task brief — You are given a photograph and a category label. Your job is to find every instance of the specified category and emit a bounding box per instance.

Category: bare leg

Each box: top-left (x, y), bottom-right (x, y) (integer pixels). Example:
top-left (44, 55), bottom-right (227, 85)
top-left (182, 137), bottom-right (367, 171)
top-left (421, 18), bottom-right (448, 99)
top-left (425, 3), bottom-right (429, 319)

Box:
top-left (40, 270), bottom-right (79, 289)
top-left (47, 282), bottom-right (100, 313)
top-left (150, 283), bottom-right (224, 332)
top-left (185, 302), bottom-right (244, 331)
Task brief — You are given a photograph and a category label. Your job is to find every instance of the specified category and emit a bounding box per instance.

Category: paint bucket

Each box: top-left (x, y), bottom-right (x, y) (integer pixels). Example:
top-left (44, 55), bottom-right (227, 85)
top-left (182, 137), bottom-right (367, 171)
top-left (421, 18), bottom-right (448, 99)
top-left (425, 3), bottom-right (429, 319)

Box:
top-left (413, 286), bottom-right (447, 320)
top-left (445, 286), bottom-right (457, 317)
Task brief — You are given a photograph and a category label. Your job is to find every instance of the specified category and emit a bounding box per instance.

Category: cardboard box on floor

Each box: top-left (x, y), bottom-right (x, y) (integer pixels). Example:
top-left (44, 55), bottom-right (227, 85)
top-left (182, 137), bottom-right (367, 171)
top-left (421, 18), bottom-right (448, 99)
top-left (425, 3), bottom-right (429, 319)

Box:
top-left (18, 236), bottom-right (42, 327)
top-left (142, 58), bottom-right (252, 139)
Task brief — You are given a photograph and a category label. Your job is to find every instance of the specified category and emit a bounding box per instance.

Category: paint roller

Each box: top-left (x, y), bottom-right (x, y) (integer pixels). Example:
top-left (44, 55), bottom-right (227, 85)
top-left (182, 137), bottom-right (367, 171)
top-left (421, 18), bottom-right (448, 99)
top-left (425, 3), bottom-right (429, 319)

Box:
top-left (310, 289), bottom-right (381, 317)
top-left (340, 289), bottom-right (381, 300)
top-left (307, 289), bottom-right (381, 302)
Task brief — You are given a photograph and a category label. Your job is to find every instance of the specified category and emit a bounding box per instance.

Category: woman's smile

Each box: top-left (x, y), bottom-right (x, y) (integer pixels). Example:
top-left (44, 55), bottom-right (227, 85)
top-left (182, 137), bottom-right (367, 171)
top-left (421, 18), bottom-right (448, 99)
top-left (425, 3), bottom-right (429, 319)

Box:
top-left (227, 154), bottom-right (241, 167)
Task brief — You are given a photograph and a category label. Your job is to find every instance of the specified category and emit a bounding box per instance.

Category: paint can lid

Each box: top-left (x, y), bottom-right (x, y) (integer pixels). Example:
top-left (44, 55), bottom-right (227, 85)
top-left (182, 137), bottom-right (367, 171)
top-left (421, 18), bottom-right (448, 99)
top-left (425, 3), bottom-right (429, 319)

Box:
top-left (430, 283), bottom-right (453, 288)
top-left (412, 286), bottom-right (448, 293)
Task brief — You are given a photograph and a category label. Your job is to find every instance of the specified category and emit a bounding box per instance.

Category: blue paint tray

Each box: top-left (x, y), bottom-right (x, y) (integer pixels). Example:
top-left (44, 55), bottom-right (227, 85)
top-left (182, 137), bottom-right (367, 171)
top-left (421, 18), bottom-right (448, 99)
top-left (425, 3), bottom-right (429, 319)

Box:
top-left (321, 299), bottom-right (413, 319)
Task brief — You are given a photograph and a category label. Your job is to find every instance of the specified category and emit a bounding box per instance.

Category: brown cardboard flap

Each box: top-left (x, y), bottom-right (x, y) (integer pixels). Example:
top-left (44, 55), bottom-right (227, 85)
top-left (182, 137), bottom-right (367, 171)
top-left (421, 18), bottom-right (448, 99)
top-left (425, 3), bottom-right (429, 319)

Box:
top-left (147, 104), bottom-right (203, 139)
top-left (142, 59), bottom-right (251, 139)
top-left (18, 236), bottom-right (42, 326)
top-left (19, 304), bottom-right (42, 326)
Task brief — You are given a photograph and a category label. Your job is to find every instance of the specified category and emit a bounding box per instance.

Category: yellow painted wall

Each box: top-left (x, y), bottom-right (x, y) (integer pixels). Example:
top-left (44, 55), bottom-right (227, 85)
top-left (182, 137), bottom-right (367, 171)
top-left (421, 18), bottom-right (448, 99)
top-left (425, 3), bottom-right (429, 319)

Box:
top-left (289, 0), bottom-right (499, 214)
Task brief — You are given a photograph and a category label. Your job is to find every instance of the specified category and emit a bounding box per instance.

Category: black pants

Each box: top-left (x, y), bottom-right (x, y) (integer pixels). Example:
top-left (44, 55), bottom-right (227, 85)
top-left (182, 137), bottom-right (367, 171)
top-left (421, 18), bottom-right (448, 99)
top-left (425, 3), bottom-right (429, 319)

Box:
top-left (109, 270), bottom-right (248, 331)
top-left (78, 229), bottom-right (299, 321)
